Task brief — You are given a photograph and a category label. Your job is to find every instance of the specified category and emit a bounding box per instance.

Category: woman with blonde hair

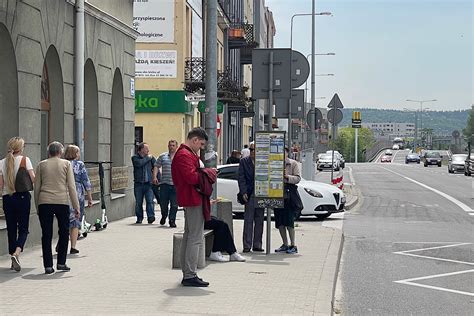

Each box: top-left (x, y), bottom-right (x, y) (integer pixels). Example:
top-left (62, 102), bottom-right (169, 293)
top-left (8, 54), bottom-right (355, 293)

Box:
top-left (0, 137), bottom-right (35, 272)
top-left (63, 144), bottom-right (92, 254)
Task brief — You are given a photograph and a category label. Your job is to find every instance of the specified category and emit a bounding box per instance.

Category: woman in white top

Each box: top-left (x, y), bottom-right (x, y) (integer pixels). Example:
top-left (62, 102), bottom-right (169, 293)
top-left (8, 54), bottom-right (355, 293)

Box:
top-left (0, 137), bottom-right (35, 272)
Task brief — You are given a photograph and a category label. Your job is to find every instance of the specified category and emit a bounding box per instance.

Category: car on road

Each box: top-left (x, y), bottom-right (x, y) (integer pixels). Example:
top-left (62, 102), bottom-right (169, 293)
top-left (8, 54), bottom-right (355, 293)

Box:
top-left (385, 149), bottom-right (393, 156)
top-left (465, 154), bottom-right (474, 176)
top-left (216, 164), bottom-right (345, 220)
top-left (381, 155), bottom-right (392, 163)
top-left (317, 154), bottom-right (341, 171)
top-left (422, 151), bottom-right (442, 167)
top-left (448, 154), bottom-right (467, 173)
top-left (392, 144), bottom-right (400, 150)
top-left (326, 150), bottom-right (345, 169)
top-left (405, 153), bottom-right (420, 164)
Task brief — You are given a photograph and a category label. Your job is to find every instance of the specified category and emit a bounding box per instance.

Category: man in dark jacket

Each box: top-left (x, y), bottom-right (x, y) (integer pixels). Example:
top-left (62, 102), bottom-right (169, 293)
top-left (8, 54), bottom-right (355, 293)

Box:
top-left (131, 142), bottom-right (156, 224)
top-left (238, 142), bottom-right (264, 252)
top-left (171, 127), bottom-right (211, 287)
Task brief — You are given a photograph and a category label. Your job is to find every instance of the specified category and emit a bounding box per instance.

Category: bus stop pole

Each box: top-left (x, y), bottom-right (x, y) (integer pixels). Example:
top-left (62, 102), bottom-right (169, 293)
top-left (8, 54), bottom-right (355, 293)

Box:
top-left (266, 51), bottom-right (274, 255)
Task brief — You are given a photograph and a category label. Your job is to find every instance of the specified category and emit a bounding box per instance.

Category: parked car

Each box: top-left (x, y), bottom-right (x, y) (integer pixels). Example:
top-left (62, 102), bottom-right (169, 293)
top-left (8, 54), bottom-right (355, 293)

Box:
top-left (326, 150), bottom-right (345, 168)
top-left (422, 151), bottom-right (442, 167)
top-left (405, 153), bottom-right (420, 164)
top-left (465, 154), bottom-right (474, 176)
top-left (381, 155), bottom-right (392, 163)
top-left (215, 164), bottom-right (345, 220)
top-left (448, 154), bottom-right (467, 173)
top-left (317, 154), bottom-right (341, 171)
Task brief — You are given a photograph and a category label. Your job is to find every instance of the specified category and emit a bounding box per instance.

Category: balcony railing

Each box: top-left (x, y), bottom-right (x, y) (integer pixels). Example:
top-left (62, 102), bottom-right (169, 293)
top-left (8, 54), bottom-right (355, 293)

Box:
top-left (184, 57), bottom-right (206, 93)
top-left (228, 23), bottom-right (257, 50)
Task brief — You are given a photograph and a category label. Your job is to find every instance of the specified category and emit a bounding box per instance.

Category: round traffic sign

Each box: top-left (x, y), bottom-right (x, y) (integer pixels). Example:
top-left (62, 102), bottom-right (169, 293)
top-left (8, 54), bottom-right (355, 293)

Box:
top-left (327, 109), bottom-right (343, 125)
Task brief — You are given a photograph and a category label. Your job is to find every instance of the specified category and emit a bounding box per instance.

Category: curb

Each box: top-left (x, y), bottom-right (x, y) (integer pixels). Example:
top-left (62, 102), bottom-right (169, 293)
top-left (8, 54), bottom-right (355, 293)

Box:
top-left (331, 231), bottom-right (345, 315)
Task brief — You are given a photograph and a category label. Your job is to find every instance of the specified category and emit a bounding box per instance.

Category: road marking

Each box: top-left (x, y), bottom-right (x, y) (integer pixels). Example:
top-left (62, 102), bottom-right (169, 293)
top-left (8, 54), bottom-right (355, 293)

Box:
top-left (393, 241), bottom-right (468, 244)
top-left (395, 243), bottom-right (471, 253)
top-left (394, 243), bottom-right (474, 266)
top-left (394, 269), bottom-right (474, 297)
top-left (379, 166), bottom-right (474, 214)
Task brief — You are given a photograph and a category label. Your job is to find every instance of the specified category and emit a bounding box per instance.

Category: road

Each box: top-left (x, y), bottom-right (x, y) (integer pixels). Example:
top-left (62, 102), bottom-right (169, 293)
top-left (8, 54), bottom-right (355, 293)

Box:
top-left (331, 152), bottom-right (473, 315)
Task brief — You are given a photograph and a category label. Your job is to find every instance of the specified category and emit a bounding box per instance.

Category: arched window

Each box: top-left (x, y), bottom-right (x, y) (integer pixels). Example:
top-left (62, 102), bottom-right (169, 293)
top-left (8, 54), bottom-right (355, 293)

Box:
top-left (84, 59), bottom-right (99, 161)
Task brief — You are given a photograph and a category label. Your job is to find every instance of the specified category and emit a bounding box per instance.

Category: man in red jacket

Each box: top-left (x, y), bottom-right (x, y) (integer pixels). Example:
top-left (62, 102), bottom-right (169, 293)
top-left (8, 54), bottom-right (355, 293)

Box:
top-left (171, 127), bottom-right (210, 287)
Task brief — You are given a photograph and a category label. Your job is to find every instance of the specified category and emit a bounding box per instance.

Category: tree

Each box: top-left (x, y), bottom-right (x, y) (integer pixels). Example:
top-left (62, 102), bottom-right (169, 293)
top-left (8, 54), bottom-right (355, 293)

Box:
top-left (462, 105), bottom-right (474, 141)
top-left (330, 127), bottom-right (375, 162)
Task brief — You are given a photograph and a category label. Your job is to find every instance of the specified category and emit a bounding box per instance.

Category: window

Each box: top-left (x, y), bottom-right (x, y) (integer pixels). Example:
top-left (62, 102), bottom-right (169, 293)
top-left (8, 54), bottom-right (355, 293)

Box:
top-left (217, 166), bottom-right (239, 180)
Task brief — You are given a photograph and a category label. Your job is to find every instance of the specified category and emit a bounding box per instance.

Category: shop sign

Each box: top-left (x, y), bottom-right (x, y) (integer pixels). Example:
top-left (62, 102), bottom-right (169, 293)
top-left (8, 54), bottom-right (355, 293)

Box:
top-left (133, 0), bottom-right (174, 43)
top-left (135, 90), bottom-right (191, 113)
top-left (135, 50), bottom-right (177, 78)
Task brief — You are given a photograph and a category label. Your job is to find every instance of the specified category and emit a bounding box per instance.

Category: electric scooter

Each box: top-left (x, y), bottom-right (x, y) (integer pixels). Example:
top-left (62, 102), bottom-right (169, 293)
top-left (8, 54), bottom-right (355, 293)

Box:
top-left (84, 161), bottom-right (112, 231)
top-left (78, 213), bottom-right (92, 238)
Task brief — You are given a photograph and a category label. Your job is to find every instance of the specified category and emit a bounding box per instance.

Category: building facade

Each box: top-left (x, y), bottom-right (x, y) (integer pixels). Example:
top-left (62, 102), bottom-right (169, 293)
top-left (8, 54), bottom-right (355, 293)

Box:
top-left (0, 0), bottom-right (136, 254)
top-left (362, 122), bottom-right (416, 138)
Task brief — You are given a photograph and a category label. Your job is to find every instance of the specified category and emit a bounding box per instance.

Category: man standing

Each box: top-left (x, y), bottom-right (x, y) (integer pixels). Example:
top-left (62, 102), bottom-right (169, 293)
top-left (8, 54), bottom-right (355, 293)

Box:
top-left (172, 127), bottom-right (210, 287)
top-left (274, 147), bottom-right (301, 254)
top-left (153, 140), bottom-right (178, 228)
top-left (238, 142), bottom-right (264, 253)
top-left (131, 142), bottom-right (156, 224)
top-left (241, 144), bottom-right (250, 159)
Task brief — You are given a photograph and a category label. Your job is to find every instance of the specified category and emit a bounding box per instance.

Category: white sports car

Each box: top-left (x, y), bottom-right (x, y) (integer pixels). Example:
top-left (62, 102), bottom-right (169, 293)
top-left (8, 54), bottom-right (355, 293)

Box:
top-left (216, 164), bottom-right (346, 220)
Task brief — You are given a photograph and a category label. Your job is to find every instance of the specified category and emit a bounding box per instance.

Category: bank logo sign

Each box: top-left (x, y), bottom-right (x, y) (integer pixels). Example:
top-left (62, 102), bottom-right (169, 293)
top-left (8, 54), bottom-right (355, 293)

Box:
top-left (135, 50), bottom-right (177, 78)
top-left (133, 0), bottom-right (174, 43)
top-left (135, 90), bottom-right (191, 113)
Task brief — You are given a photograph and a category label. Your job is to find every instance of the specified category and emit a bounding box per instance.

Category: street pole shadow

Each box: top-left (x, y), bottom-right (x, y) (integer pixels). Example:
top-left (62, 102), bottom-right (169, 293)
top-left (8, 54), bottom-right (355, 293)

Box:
top-left (163, 287), bottom-right (215, 297)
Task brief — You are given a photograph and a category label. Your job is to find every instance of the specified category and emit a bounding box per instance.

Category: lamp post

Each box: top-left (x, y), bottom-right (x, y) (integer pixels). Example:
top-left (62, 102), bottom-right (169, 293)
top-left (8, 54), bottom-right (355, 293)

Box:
top-left (406, 99), bottom-right (436, 149)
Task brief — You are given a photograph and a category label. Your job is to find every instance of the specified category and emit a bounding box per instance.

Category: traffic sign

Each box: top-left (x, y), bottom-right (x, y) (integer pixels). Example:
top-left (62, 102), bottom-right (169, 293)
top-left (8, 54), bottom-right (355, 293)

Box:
top-left (185, 94), bottom-right (205, 102)
top-left (275, 89), bottom-right (305, 118)
top-left (305, 108), bottom-right (323, 130)
top-left (290, 50), bottom-right (310, 88)
top-left (327, 109), bottom-right (343, 125)
top-left (252, 48), bottom-right (292, 99)
top-left (327, 93), bottom-right (344, 109)
top-left (352, 111), bottom-right (362, 128)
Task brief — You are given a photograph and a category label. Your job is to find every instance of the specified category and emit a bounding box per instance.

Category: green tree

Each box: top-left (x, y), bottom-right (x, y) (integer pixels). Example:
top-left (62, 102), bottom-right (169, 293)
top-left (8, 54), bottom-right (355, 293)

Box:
top-left (330, 127), bottom-right (375, 162)
top-left (462, 105), bottom-right (474, 141)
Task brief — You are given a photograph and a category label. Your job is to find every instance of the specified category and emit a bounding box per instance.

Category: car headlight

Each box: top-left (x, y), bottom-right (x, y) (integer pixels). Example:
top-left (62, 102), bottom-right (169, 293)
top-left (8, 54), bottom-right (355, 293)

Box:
top-left (304, 188), bottom-right (323, 198)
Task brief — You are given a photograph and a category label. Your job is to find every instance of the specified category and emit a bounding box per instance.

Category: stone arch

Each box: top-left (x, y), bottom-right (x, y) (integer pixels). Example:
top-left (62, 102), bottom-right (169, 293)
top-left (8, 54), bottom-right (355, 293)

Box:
top-left (40, 45), bottom-right (64, 159)
top-left (110, 68), bottom-right (124, 167)
top-left (0, 23), bottom-right (19, 155)
top-left (84, 59), bottom-right (98, 161)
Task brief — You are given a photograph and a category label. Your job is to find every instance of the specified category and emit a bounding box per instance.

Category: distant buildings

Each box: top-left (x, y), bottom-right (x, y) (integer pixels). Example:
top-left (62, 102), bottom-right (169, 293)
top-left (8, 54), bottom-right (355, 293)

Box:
top-left (362, 122), bottom-right (416, 138)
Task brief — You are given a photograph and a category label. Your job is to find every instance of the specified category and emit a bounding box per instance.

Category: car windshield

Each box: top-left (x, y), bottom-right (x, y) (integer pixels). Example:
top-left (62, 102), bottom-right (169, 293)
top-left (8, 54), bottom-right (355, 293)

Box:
top-left (408, 154), bottom-right (418, 158)
top-left (426, 152), bottom-right (440, 158)
top-left (452, 155), bottom-right (467, 162)
top-left (320, 154), bottom-right (334, 160)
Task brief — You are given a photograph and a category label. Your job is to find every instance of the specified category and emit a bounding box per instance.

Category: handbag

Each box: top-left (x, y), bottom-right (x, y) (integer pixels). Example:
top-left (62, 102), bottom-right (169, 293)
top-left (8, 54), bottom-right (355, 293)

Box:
top-left (15, 156), bottom-right (33, 192)
top-left (284, 183), bottom-right (303, 213)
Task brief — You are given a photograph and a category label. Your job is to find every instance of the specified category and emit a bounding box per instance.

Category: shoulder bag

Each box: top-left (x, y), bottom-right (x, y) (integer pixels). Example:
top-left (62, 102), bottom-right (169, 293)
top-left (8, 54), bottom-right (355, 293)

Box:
top-left (15, 156), bottom-right (33, 192)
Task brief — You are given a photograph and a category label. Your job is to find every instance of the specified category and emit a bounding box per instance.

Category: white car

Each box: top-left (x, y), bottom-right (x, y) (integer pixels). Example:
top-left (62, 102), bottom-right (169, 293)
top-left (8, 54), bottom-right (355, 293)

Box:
top-left (392, 144), bottom-right (400, 150)
top-left (317, 154), bottom-right (341, 171)
top-left (216, 164), bottom-right (346, 220)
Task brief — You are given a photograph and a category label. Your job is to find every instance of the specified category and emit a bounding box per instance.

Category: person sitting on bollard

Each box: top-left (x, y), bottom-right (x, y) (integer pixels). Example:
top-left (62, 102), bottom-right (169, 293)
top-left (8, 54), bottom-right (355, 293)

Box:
top-left (205, 212), bottom-right (246, 262)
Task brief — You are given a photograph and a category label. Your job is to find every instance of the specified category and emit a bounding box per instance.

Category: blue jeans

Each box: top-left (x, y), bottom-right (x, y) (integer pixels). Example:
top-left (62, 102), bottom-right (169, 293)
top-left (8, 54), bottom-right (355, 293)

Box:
top-left (159, 184), bottom-right (178, 221)
top-left (134, 182), bottom-right (155, 221)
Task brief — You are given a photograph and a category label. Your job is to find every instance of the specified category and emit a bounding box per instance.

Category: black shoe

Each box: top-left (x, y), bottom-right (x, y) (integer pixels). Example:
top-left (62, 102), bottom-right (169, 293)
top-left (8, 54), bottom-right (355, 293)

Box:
top-left (45, 267), bottom-right (55, 274)
top-left (70, 248), bottom-right (79, 255)
top-left (135, 220), bottom-right (143, 224)
top-left (147, 217), bottom-right (156, 224)
top-left (243, 248), bottom-right (251, 253)
top-left (159, 217), bottom-right (166, 225)
top-left (252, 248), bottom-right (264, 252)
top-left (57, 264), bottom-right (71, 272)
top-left (181, 276), bottom-right (209, 287)
top-left (169, 220), bottom-right (177, 228)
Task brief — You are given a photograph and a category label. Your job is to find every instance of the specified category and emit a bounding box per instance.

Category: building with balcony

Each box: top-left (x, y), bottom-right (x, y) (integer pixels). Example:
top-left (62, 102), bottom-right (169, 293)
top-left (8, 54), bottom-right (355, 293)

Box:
top-left (0, 0), bottom-right (136, 255)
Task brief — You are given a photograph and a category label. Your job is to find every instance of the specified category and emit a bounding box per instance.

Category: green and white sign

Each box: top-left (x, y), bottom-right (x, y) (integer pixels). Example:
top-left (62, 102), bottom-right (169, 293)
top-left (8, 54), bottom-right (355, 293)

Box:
top-left (135, 90), bottom-right (191, 113)
top-left (197, 101), bottom-right (224, 114)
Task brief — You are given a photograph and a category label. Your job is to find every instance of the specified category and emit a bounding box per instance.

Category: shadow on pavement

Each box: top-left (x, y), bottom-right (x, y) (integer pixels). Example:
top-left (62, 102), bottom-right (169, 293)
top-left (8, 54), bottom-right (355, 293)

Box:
top-left (0, 267), bottom-right (35, 283)
top-left (22, 273), bottom-right (74, 280)
top-left (163, 287), bottom-right (215, 297)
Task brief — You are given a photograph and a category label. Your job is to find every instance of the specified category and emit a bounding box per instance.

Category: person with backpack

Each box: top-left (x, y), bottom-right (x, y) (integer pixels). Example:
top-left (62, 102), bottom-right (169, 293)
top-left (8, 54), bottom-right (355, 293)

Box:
top-left (0, 137), bottom-right (35, 272)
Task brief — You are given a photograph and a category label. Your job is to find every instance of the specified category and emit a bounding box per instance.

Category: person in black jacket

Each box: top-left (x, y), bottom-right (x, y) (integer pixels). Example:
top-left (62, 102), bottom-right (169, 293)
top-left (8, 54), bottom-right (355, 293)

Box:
top-left (238, 142), bottom-right (264, 253)
top-left (131, 142), bottom-right (156, 224)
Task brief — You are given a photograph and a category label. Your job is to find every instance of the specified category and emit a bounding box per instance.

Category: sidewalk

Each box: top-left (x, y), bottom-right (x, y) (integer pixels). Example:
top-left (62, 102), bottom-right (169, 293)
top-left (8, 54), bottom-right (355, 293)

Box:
top-left (0, 211), bottom-right (343, 315)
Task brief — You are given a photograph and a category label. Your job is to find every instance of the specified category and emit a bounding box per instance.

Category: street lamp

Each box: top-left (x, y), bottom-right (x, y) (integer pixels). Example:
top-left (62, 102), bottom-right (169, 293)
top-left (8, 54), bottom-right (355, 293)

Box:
top-left (406, 99), bottom-right (436, 148)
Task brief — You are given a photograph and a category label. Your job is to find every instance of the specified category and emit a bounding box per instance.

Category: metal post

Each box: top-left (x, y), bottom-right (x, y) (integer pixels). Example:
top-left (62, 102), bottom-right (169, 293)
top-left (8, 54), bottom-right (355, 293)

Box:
top-left (355, 127), bottom-right (358, 163)
top-left (204, 0), bottom-right (217, 215)
top-left (309, 0), bottom-right (316, 180)
top-left (266, 51), bottom-right (274, 255)
top-left (414, 111), bottom-right (418, 151)
top-left (74, 0), bottom-right (85, 154)
top-left (330, 105), bottom-right (336, 182)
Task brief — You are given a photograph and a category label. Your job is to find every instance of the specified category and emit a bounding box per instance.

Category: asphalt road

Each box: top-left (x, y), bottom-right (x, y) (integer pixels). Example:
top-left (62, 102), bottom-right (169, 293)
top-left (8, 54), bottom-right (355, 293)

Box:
top-left (336, 157), bottom-right (473, 315)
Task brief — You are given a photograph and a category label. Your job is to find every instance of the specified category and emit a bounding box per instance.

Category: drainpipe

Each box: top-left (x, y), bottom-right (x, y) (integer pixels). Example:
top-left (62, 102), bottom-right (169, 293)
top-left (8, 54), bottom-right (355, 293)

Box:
top-left (75, 0), bottom-right (85, 153)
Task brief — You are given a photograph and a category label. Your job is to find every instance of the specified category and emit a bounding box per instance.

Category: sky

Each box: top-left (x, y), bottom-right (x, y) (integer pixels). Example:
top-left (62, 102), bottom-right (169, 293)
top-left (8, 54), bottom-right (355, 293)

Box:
top-left (265, 0), bottom-right (473, 111)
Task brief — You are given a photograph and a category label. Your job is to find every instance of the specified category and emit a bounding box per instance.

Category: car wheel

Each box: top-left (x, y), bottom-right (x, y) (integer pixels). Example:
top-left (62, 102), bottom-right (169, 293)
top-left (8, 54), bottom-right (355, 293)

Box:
top-left (417, 161), bottom-right (420, 164)
top-left (438, 163), bottom-right (441, 167)
top-left (233, 213), bottom-right (244, 219)
top-left (424, 164), bottom-right (427, 167)
top-left (315, 214), bottom-right (330, 220)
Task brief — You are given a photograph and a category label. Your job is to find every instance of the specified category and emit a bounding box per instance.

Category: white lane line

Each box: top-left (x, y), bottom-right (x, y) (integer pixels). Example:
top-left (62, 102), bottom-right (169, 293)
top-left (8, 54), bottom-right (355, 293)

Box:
top-left (395, 253), bottom-right (474, 266)
top-left (394, 242), bottom-right (471, 253)
top-left (393, 241), bottom-right (468, 244)
top-left (379, 166), bottom-right (474, 214)
top-left (394, 269), bottom-right (474, 297)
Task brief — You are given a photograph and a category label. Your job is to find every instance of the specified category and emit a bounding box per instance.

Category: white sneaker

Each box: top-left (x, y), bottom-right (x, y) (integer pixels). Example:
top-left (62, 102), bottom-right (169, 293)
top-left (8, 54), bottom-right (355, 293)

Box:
top-left (230, 252), bottom-right (246, 262)
top-left (208, 251), bottom-right (229, 262)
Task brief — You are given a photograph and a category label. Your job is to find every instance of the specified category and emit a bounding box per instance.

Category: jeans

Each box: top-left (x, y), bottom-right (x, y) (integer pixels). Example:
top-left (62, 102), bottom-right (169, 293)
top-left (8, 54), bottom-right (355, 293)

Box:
top-left (152, 184), bottom-right (160, 205)
top-left (134, 182), bottom-right (155, 221)
top-left (38, 204), bottom-right (70, 268)
top-left (3, 192), bottom-right (31, 255)
top-left (159, 184), bottom-right (178, 222)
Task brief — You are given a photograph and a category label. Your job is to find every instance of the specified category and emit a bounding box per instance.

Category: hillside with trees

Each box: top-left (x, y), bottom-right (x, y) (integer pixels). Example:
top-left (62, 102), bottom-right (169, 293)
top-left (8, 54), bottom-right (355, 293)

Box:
top-left (338, 108), bottom-right (469, 136)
